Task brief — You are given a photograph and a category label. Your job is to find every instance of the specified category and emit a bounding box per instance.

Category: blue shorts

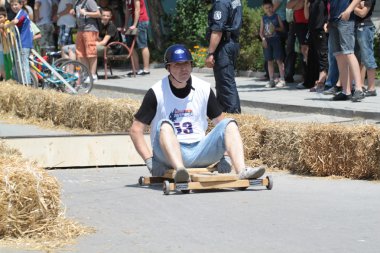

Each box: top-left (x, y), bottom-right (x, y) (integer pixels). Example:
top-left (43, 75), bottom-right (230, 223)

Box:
top-left (264, 38), bottom-right (284, 61)
top-left (355, 24), bottom-right (377, 69)
top-left (136, 21), bottom-right (149, 49)
top-left (151, 118), bottom-right (236, 176)
top-left (329, 20), bottom-right (355, 56)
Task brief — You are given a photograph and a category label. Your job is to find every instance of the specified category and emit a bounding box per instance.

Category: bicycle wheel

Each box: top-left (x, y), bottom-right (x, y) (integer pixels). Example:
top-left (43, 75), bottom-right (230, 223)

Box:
top-left (60, 60), bottom-right (93, 94)
top-left (53, 58), bottom-right (69, 68)
top-left (28, 72), bottom-right (39, 88)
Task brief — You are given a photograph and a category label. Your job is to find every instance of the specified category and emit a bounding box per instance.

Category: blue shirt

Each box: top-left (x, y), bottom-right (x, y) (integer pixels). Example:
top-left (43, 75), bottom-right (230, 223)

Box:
top-left (15, 9), bottom-right (33, 49)
top-left (208, 0), bottom-right (243, 39)
top-left (262, 13), bottom-right (280, 39)
top-left (329, 0), bottom-right (355, 22)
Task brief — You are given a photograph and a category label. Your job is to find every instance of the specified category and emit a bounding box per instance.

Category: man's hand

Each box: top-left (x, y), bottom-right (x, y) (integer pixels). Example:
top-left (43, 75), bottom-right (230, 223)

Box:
top-left (145, 157), bottom-right (153, 173)
top-left (339, 10), bottom-right (351, 21)
top-left (205, 54), bottom-right (215, 68)
top-left (129, 25), bottom-right (136, 30)
top-left (262, 39), bottom-right (268, 49)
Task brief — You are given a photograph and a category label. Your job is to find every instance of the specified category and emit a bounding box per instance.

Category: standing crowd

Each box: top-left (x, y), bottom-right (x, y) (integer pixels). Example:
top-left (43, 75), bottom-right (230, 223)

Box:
top-left (261, 0), bottom-right (377, 102)
top-left (0, 0), bottom-right (151, 84)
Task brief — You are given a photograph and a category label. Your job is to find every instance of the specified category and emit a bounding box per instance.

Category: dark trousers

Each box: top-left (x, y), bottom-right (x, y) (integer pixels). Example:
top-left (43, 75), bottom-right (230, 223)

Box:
top-left (285, 22), bottom-right (297, 80)
top-left (213, 41), bottom-right (241, 114)
top-left (304, 29), bottom-right (328, 88)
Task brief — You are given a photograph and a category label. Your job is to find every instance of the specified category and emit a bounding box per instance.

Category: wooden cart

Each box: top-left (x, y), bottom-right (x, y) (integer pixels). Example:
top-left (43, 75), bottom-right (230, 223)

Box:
top-left (138, 168), bottom-right (273, 195)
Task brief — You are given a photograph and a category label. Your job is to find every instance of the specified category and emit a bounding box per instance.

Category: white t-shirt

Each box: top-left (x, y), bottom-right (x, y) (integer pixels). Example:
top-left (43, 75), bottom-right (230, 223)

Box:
top-left (57, 0), bottom-right (76, 27)
top-left (150, 75), bottom-right (210, 144)
top-left (35, 0), bottom-right (58, 25)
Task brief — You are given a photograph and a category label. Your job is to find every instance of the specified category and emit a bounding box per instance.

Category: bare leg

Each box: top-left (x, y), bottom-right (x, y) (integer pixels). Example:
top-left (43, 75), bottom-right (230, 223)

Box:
top-left (336, 54), bottom-right (350, 94)
top-left (367, 68), bottom-right (376, 91)
top-left (159, 123), bottom-right (185, 170)
top-left (277, 60), bottom-right (285, 79)
top-left (346, 53), bottom-right (363, 91)
top-left (268, 60), bottom-right (274, 80)
top-left (141, 47), bottom-right (150, 71)
top-left (87, 57), bottom-right (97, 76)
top-left (131, 49), bottom-right (140, 72)
top-left (224, 122), bottom-right (245, 173)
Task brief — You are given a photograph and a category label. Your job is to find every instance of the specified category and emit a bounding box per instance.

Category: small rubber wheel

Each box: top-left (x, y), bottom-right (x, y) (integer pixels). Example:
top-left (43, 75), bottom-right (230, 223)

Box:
top-left (181, 190), bottom-right (190, 194)
top-left (266, 175), bottom-right (273, 190)
top-left (237, 187), bottom-right (248, 191)
top-left (138, 176), bottom-right (144, 186)
top-left (163, 180), bottom-right (170, 195)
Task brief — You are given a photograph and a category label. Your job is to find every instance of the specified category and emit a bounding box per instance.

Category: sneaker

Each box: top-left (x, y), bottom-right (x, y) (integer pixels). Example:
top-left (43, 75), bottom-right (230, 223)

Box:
top-left (332, 92), bottom-right (352, 101)
top-left (136, 69), bottom-right (150, 75)
top-left (126, 70), bottom-right (136, 76)
top-left (217, 156), bottom-right (232, 173)
top-left (351, 89), bottom-right (365, 102)
top-left (174, 168), bottom-right (190, 183)
top-left (265, 80), bottom-right (276, 88)
top-left (296, 82), bottom-right (307, 89)
top-left (92, 75), bottom-right (98, 83)
top-left (365, 89), bottom-right (377, 97)
top-left (239, 166), bottom-right (266, 179)
top-left (84, 76), bottom-right (91, 84)
top-left (275, 79), bottom-right (286, 88)
top-left (323, 86), bottom-right (342, 95)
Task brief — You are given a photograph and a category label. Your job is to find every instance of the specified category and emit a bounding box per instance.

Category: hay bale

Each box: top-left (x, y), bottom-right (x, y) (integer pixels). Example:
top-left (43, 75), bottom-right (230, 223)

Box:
top-left (0, 82), bottom-right (139, 133)
top-left (299, 124), bottom-right (380, 179)
top-left (0, 142), bottom-right (91, 250)
top-left (258, 121), bottom-right (306, 171)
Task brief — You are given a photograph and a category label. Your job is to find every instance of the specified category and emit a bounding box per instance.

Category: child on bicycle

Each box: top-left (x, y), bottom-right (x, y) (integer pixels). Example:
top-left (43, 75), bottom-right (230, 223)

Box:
top-left (260, 0), bottom-right (286, 88)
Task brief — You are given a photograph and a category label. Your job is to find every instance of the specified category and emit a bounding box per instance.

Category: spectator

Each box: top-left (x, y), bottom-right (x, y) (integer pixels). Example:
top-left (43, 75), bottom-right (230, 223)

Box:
top-left (96, 7), bottom-right (120, 57)
top-left (70, 0), bottom-right (101, 83)
top-left (205, 0), bottom-right (242, 114)
top-left (124, 0), bottom-right (150, 76)
top-left (287, 0), bottom-right (310, 89)
top-left (34, 0), bottom-right (58, 55)
top-left (304, 0), bottom-right (328, 92)
top-left (3, 0), bottom-right (33, 84)
top-left (56, 0), bottom-right (76, 48)
top-left (260, 0), bottom-right (286, 88)
top-left (354, 0), bottom-right (377, 97)
top-left (284, 0), bottom-right (297, 83)
top-left (329, 0), bottom-right (365, 102)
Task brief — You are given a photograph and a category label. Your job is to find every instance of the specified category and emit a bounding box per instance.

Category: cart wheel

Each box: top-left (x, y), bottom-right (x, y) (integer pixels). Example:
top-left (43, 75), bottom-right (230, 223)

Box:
top-left (163, 180), bottom-right (170, 195)
top-left (138, 176), bottom-right (144, 186)
top-left (181, 190), bottom-right (190, 194)
top-left (237, 187), bottom-right (248, 191)
top-left (266, 175), bottom-right (273, 190)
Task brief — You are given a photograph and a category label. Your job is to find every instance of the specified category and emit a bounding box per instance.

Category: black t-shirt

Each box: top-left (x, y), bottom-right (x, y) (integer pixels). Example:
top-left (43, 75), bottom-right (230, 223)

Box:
top-left (99, 21), bottom-right (120, 46)
top-left (134, 76), bottom-right (223, 125)
top-left (355, 0), bottom-right (376, 25)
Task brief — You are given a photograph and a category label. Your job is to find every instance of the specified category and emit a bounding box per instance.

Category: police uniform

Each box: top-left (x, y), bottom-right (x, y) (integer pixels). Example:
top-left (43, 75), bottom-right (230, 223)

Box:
top-left (207, 0), bottom-right (242, 114)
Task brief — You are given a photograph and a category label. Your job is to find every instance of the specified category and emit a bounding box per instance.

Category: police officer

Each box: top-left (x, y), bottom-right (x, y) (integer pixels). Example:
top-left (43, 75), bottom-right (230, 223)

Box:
top-left (205, 0), bottom-right (242, 114)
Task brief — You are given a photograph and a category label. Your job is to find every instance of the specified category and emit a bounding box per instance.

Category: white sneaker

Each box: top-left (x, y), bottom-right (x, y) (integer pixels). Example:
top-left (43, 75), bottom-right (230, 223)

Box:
top-left (84, 76), bottom-right (91, 84)
top-left (92, 75), bottom-right (98, 83)
top-left (239, 166), bottom-right (266, 179)
top-left (265, 80), bottom-right (276, 88)
top-left (276, 79), bottom-right (286, 88)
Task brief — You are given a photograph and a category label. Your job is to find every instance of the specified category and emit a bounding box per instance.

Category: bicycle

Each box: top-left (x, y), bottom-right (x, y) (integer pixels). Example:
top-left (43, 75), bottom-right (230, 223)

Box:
top-left (29, 49), bottom-right (93, 94)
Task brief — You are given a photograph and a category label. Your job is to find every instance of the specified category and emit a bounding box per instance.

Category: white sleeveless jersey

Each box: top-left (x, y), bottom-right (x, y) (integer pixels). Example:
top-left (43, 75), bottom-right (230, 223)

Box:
top-left (150, 75), bottom-right (210, 144)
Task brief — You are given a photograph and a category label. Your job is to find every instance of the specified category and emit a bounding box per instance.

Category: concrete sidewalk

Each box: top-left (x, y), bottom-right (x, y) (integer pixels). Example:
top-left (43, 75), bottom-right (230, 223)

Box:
top-left (94, 68), bottom-right (380, 121)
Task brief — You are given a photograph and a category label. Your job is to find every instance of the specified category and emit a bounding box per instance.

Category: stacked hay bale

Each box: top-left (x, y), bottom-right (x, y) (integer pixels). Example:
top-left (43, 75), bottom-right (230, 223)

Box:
top-left (0, 82), bottom-right (139, 132)
top-left (0, 142), bottom-right (90, 249)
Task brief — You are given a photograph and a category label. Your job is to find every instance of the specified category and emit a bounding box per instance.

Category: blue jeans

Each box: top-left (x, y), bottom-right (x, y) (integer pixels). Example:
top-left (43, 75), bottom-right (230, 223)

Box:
top-left (151, 118), bottom-right (236, 176)
top-left (136, 21), bottom-right (149, 49)
top-left (329, 20), bottom-right (355, 56)
top-left (355, 24), bottom-right (377, 69)
top-left (325, 37), bottom-right (339, 87)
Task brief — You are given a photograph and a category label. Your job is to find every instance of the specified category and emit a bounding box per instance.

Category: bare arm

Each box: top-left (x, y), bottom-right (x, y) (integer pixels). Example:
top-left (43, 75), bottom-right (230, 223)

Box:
top-left (131, 0), bottom-right (140, 29)
top-left (58, 3), bottom-right (74, 17)
top-left (212, 114), bottom-right (225, 126)
top-left (34, 1), bottom-right (41, 22)
top-left (340, 0), bottom-right (361, 20)
top-left (130, 120), bottom-right (153, 161)
top-left (304, 0), bottom-right (310, 20)
top-left (205, 31), bottom-right (222, 68)
top-left (96, 34), bottom-right (111, 46)
top-left (287, 0), bottom-right (303, 10)
top-left (354, 1), bottom-right (370, 18)
top-left (277, 15), bottom-right (284, 32)
top-left (273, 0), bottom-right (282, 12)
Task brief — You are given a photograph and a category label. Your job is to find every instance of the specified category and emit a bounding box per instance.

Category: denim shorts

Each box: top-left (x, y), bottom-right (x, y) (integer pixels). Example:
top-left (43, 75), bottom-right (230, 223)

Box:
top-left (264, 38), bottom-right (284, 61)
top-left (151, 118), bottom-right (236, 175)
top-left (355, 24), bottom-right (377, 69)
top-left (329, 20), bottom-right (355, 56)
top-left (136, 21), bottom-right (149, 49)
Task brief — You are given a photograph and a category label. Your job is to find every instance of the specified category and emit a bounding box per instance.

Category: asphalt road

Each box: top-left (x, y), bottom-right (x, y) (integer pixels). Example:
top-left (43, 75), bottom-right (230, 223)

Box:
top-left (3, 166), bottom-right (379, 253)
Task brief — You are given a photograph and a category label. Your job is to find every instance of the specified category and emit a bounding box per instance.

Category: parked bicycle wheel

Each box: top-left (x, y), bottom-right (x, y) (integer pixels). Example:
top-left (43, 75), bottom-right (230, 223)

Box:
top-left (53, 58), bottom-right (70, 68)
top-left (60, 60), bottom-right (93, 94)
top-left (28, 73), bottom-right (39, 88)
